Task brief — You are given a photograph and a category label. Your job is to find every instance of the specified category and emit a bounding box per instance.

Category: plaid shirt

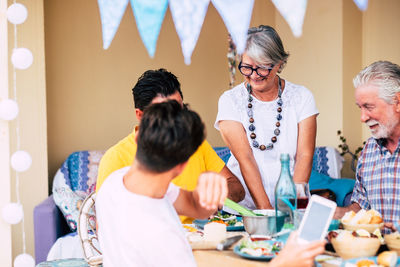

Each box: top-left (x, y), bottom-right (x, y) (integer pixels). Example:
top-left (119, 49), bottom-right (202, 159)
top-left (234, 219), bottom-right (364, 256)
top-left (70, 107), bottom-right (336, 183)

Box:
top-left (351, 137), bottom-right (400, 231)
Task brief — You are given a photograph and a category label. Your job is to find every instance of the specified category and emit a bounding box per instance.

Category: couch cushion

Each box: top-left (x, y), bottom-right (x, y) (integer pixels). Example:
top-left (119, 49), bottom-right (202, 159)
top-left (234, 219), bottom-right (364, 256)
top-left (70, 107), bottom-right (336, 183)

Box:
top-left (53, 151), bottom-right (104, 231)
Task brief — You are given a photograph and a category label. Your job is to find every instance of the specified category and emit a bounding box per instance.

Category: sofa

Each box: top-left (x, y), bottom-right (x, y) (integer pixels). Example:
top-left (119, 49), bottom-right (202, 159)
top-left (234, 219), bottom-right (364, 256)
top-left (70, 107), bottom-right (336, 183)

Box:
top-left (33, 146), bottom-right (355, 264)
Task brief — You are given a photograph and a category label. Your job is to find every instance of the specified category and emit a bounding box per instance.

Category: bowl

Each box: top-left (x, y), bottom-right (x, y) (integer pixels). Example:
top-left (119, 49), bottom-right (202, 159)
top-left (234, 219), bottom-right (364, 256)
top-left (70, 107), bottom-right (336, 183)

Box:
top-left (331, 235), bottom-right (381, 259)
top-left (242, 209), bottom-right (285, 236)
top-left (384, 232), bottom-right (400, 255)
top-left (341, 221), bottom-right (384, 233)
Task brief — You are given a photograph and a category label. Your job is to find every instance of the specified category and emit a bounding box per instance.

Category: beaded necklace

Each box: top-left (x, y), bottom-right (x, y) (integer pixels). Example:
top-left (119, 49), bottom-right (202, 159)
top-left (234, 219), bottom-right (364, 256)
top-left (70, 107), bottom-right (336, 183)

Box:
top-left (246, 77), bottom-right (283, 151)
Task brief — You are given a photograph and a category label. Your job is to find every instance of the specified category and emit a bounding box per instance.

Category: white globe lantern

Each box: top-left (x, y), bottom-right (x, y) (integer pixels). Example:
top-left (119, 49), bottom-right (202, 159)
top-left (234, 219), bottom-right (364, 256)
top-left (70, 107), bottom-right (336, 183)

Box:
top-left (2, 202), bottom-right (23, 225)
top-left (11, 150), bottom-right (32, 172)
top-left (0, 99), bottom-right (19, 121)
top-left (11, 48), bottom-right (33, 70)
top-left (7, 3), bottom-right (28, 25)
top-left (14, 253), bottom-right (35, 267)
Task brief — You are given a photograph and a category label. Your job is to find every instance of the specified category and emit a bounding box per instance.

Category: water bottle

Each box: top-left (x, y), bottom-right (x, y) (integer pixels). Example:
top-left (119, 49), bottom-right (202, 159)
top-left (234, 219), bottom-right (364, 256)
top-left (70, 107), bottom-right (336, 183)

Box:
top-left (274, 153), bottom-right (297, 229)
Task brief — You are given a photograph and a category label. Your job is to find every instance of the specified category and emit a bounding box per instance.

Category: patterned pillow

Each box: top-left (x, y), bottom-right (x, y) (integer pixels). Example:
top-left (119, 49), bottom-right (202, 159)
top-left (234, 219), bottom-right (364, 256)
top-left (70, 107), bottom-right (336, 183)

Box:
top-left (214, 146), bottom-right (344, 178)
top-left (52, 150), bottom-right (104, 232)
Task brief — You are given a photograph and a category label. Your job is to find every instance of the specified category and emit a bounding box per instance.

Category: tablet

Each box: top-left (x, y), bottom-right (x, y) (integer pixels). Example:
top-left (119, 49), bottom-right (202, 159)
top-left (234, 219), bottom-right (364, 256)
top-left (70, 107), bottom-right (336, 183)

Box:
top-left (297, 194), bottom-right (337, 244)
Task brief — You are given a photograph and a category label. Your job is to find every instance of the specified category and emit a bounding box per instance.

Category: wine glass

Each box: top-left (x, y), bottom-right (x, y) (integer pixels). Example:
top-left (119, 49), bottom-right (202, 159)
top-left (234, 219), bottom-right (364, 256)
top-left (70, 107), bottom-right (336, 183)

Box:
top-left (295, 182), bottom-right (311, 210)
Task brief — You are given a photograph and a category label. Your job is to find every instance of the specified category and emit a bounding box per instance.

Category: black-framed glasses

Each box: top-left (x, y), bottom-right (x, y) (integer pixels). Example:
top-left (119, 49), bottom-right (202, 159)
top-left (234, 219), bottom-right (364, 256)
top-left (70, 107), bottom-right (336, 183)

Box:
top-left (238, 61), bottom-right (274, 77)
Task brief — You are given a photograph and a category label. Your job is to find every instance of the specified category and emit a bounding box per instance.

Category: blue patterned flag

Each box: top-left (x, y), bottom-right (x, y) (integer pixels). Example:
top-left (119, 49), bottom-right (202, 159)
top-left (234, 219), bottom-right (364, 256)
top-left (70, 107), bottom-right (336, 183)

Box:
top-left (130, 0), bottom-right (168, 58)
top-left (353, 0), bottom-right (368, 11)
top-left (211, 0), bottom-right (254, 54)
top-left (98, 0), bottom-right (129, 49)
top-left (271, 0), bottom-right (308, 38)
top-left (169, 0), bottom-right (210, 65)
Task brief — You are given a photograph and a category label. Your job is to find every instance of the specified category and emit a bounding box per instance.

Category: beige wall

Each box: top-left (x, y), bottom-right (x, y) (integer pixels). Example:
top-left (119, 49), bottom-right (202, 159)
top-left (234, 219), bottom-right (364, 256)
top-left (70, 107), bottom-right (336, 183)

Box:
top-left (4, 0), bottom-right (399, 261)
top-left (45, 0), bottom-right (400, 182)
top-left (6, 0), bottom-right (48, 261)
top-left (361, 0), bottom-right (400, 140)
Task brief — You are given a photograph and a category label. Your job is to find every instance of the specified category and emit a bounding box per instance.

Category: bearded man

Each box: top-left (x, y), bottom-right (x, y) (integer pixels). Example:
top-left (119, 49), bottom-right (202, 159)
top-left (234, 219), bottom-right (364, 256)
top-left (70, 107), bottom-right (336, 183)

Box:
top-left (334, 61), bottom-right (400, 233)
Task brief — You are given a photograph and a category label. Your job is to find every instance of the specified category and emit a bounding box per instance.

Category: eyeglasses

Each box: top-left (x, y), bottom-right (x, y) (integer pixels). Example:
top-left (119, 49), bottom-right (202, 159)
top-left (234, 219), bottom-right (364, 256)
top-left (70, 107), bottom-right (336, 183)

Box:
top-left (238, 61), bottom-right (274, 78)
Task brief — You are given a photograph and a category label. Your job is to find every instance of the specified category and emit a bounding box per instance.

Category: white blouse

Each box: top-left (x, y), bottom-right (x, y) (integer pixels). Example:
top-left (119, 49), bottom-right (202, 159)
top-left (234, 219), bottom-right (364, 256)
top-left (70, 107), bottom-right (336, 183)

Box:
top-left (215, 81), bottom-right (319, 209)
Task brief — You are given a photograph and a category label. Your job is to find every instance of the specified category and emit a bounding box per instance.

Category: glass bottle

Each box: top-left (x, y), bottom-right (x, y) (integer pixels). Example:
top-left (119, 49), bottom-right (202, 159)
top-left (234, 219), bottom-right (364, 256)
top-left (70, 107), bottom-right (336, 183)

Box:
top-left (274, 153), bottom-right (297, 229)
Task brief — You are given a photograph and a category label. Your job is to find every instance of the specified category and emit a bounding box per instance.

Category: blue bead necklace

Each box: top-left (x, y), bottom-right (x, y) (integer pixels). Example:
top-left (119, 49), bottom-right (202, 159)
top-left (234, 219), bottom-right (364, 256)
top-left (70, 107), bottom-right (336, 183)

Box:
top-left (246, 77), bottom-right (283, 151)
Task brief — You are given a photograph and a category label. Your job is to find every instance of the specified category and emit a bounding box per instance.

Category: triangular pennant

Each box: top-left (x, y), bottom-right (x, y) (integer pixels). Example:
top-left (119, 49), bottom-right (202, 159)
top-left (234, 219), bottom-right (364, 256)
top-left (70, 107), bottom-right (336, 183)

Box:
top-left (271, 0), bottom-right (308, 38)
top-left (169, 0), bottom-right (210, 65)
top-left (97, 0), bottom-right (129, 49)
top-left (353, 0), bottom-right (368, 11)
top-left (211, 0), bottom-right (254, 54)
top-left (130, 0), bottom-right (168, 58)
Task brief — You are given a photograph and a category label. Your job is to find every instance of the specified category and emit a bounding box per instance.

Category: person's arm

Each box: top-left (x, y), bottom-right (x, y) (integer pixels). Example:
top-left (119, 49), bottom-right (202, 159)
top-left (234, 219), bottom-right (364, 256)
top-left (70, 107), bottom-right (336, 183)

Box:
top-left (269, 231), bottom-right (325, 267)
top-left (219, 120), bottom-right (272, 209)
top-left (334, 202), bottom-right (361, 219)
top-left (293, 115), bottom-right (317, 183)
top-left (173, 172), bottom-right (228, 219)
top-left (218, 165), bottom-right (245, 202)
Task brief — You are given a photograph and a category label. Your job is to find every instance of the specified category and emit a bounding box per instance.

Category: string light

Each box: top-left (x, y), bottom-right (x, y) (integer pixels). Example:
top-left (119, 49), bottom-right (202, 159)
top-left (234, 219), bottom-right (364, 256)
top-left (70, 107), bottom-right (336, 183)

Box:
top-left (1, 1), bottom-right (35, 266)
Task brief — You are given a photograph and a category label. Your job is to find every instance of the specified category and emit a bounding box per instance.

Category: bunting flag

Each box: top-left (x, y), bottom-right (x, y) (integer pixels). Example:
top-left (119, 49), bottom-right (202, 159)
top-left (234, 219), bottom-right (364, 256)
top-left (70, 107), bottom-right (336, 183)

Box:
top-left (169, 0), bottom-right (210, 65)
top-left (211, 0), bottom-right (254, 54)
top-left (98, 0), bottom-right (129, 49)
top-left (353, 0), bottom-right (368, 11)
top-left (130, 0), bottom-right (168, 58)
top-left (271, 0), bottom-right (308, 38)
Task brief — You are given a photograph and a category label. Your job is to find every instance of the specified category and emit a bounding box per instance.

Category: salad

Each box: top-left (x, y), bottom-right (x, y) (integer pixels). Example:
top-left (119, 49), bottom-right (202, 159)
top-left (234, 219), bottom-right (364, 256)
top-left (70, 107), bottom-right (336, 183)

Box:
top-left (209, 211), bottom-right (243, 226)
top-left (238, 238), bottom-right (283, 257)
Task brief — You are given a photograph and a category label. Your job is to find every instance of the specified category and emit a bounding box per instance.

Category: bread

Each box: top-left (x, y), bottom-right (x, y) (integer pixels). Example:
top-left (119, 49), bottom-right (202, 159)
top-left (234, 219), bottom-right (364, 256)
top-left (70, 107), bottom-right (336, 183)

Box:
top-left (349, 209), bottom-right (367, 225)
top-left (341, 210), bottom-right (356, 223)
top-left (370, 215), bottom-right (383, 224)
top-left (377, 251), bottom-right (397, 267)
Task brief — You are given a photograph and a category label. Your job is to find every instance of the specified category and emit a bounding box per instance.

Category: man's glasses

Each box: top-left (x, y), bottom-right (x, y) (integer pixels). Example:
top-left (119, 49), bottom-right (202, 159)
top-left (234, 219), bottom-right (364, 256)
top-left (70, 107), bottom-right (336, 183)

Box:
top-left (238, 61), bottom-right (274, 78)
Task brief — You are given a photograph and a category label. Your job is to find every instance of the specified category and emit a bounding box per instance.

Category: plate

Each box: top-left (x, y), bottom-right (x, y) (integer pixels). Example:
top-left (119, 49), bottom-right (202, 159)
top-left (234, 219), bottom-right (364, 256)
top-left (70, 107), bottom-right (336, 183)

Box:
top-left (233, 240), bottom-right (278, 261)
top-left (342, 256), bottom-right (400, 266)
top-left (193, 216), bottom-right (244, 231)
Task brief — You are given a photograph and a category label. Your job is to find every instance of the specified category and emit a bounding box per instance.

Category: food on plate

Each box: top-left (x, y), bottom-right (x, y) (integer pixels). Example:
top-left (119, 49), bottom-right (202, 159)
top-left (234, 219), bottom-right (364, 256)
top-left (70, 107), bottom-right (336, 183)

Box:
top-left (329, 230), bottom-right (381, 260)
top-left (341, 209), bottom-right (382, 225)
top-left (377, 251), bottom-right (398, 267)
top-left (210, 211), bottom-right (244, 227)
top-left (183, 225), bottom-right (198, 233)
top-left (238, 237), bottom-right (282, 257)
top-left (355, 259), bottom-right (375, 267)
top-left (384, 232), bottom-right (400, 254)
top-left (204, 222), bottom-right (226, 242)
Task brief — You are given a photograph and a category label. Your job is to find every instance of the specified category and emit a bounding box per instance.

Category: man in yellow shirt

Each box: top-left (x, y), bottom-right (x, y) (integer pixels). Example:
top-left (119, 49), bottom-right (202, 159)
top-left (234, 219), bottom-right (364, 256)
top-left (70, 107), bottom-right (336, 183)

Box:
top-left (96, 69), bottom-right (245, 223)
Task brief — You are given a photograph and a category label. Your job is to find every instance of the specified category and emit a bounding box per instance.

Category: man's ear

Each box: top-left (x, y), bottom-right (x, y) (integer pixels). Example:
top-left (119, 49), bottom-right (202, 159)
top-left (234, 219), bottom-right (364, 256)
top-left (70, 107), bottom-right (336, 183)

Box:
top-left (394, 93), bottom-right (400, 112)
top-left (175, 161), bottom-right (188, 176)
top-left (135, 108), bottom-right (144, 120)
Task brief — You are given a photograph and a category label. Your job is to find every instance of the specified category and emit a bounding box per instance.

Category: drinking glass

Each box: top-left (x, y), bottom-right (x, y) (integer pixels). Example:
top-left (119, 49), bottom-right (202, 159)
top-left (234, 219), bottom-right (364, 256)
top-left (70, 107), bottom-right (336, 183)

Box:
top-left (295, 183), bottom-right (311, 210)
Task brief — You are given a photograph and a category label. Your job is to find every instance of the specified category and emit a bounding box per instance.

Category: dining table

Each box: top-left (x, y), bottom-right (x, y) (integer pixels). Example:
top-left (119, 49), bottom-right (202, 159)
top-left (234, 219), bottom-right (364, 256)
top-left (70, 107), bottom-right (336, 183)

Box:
top-left (194, 249), bottom-right (271, 267)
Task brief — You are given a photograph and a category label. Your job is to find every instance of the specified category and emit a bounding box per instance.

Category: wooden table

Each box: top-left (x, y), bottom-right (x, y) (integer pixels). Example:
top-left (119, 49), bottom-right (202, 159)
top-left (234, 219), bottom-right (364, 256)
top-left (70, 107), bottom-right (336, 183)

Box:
top-left (194, 250), bottom-right (270, 267)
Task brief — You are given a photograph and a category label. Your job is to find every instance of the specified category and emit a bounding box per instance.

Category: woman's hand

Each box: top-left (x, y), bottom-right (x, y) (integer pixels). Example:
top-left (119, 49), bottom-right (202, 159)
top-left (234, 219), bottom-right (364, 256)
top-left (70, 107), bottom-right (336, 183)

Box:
top-left (270, 231), bottom-right (325, 267)
top-left (219, 120), bottom-right (272, 209)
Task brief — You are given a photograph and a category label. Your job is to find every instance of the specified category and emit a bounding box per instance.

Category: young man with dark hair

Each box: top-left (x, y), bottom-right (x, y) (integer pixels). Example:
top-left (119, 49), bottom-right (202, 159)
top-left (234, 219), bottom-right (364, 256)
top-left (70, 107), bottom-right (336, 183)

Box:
top-left (96, 69), bottom-right (245, 223)
top-left (96, 101), bottom-right (326, 267)
top-left (96, 101), bottom-right (228, 266)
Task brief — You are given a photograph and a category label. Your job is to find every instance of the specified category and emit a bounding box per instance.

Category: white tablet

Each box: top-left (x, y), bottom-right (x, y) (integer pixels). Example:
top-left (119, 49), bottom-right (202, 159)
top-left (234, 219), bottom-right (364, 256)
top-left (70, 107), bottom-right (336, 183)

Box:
top-left (297, 194), bottom-right (337, 244)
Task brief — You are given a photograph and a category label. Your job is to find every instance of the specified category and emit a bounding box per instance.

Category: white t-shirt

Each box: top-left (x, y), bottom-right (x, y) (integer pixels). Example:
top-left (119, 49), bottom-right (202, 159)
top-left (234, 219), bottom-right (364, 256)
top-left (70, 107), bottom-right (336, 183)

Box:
top-left (96, 167), bottom-right (196, 267)
top-left (215, 81), bottom-right (318, 209)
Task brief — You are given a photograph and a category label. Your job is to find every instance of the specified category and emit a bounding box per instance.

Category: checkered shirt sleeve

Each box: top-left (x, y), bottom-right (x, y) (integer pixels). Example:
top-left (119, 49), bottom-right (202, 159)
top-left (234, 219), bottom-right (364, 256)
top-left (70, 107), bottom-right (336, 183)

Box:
top-left (351, 137), bottom-right (400, 226)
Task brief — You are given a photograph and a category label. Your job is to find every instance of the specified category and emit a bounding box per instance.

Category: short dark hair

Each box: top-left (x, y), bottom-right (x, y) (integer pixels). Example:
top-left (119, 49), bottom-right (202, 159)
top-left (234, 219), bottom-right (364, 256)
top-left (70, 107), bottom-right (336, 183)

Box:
top-left (132, 69), bottom-right (183, 111)
top-left (136, 100), bottom-right (205, 173)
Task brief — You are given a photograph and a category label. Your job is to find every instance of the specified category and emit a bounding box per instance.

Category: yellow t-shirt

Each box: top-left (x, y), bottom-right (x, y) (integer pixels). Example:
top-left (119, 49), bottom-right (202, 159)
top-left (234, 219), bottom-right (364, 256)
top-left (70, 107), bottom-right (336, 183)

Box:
top-left (96, 128), bottom-right (225, 223)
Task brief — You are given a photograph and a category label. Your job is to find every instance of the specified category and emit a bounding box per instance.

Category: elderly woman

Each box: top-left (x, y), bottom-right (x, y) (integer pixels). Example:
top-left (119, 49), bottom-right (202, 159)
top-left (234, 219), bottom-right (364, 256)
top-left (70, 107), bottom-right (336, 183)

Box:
top-left (215, 25), bottom-right (318, 210)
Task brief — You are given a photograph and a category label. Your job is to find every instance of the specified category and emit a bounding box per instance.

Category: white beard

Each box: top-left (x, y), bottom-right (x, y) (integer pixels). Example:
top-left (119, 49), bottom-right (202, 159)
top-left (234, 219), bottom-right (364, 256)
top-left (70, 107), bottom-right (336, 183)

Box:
top-left (366, 110), bottom-right (399, 139)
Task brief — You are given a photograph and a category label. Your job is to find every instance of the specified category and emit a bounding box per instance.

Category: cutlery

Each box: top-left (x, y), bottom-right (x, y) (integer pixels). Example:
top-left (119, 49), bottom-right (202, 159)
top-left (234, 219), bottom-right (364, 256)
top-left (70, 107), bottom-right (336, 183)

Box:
top-left (216, 235), bottom-right (244, 251)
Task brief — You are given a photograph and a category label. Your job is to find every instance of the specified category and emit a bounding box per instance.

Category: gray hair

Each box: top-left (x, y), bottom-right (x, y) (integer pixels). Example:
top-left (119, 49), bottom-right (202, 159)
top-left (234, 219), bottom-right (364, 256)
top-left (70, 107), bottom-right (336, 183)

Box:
top-left (244, 25), bottom-right (289, 73)
top-left (353, 61), bottom-right (400, 104)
